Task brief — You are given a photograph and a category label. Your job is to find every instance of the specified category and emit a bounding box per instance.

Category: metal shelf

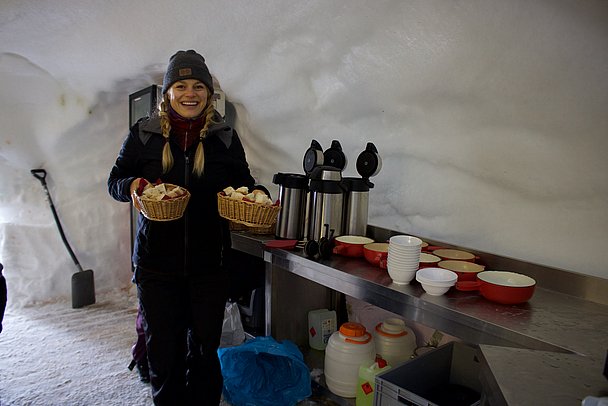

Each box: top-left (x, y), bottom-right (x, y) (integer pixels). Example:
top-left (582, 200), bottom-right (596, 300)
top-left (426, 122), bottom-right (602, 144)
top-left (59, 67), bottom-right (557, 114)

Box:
top-left (231, 229), bottom-right (608, 405)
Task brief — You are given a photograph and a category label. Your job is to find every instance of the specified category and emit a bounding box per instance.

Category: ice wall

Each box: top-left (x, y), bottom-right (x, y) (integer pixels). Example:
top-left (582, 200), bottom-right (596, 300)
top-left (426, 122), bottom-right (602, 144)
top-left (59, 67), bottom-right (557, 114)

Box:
top-left (0, 0), bottom-right (606, 306)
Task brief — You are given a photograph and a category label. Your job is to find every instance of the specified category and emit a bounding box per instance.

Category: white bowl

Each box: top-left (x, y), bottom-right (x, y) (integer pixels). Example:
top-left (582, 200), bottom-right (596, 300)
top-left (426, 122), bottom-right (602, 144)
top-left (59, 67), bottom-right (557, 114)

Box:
top-left (389, 235), bottom-right (423, 248)
top-left (388, 266), bottom-right (419, 274)
top-left (416, 268), bottom-right (458, 295)
top-left (386, 252), bottom-right (420, 262)
top-left (387, 266), bottom-right (417, 285)
top-left (388, 244), bottom-right (422, 253)
top-left (418, 282), bottom-right (452, 296)
top-left (388, 250), bottom-right (419, 258)
top-left (416, 267), bottom-right (458, 285)
top-left (387, 255), bottom-right (420, 265)
top-left (387, 258), bottom-right (419, 270)
top-left (387, 263), bottom-right (419, 272)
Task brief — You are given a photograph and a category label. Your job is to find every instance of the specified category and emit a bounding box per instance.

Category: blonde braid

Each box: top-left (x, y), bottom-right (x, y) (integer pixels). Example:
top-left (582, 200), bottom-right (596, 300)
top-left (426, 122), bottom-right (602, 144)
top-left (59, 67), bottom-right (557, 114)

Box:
top-left (192, 95), bottom-right (218, 177)
top-left (159, 96), bottom-right (174, 174)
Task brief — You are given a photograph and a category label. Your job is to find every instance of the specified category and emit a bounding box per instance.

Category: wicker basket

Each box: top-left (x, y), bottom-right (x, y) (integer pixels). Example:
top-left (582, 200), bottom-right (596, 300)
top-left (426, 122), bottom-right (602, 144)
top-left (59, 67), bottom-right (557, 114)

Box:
top-left (217, 192), bottom-right (280, 228)
top-left (136, 184), bottom-right (191, 221)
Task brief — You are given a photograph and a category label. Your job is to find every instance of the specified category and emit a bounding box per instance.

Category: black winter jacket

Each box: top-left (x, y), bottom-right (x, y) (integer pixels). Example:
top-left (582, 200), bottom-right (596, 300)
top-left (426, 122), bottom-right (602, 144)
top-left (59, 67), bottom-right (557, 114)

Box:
top-left (108, 116), bottom-right (256, 275)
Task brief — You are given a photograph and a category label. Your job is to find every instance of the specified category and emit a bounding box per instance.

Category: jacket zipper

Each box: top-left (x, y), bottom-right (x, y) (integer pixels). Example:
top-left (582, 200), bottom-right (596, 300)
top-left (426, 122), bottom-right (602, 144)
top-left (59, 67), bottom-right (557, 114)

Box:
top-left (183, 125), bottom-right (191, 276)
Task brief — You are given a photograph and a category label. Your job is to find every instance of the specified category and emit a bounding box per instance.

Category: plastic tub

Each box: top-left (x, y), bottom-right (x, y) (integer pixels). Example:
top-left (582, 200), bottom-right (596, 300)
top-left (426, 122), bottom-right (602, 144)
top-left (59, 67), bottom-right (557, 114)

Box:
top-left (324, 322), bottom-right (376, 398)
top-left (373, 318), bottom-right (416, 366)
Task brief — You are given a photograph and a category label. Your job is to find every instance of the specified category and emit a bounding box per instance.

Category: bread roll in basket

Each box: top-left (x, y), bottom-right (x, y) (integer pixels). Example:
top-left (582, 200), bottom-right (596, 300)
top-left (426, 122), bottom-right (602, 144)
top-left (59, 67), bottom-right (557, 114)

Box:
top-left (217, 186), bottom-right (280, 228)
top-left (135, 183), bottom-right (191, 221)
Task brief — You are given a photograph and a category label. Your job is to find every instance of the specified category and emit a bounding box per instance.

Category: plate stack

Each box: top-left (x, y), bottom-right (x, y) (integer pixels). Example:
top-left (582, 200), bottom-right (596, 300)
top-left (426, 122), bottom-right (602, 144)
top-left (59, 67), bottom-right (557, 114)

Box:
top-left (387, 235), bottom-right (423, 285)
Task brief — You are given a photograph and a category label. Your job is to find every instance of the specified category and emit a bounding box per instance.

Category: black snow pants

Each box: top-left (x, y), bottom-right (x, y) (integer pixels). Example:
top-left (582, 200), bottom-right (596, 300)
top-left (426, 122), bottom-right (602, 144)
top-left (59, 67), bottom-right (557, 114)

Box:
top-left (135, 267), bottom-right (228, 406)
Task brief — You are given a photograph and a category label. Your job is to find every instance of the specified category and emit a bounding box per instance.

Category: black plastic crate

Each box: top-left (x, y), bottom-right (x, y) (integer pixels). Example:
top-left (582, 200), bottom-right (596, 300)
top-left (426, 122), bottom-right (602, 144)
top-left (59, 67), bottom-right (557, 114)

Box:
top-left (374, 342), bottom-right (482, 406)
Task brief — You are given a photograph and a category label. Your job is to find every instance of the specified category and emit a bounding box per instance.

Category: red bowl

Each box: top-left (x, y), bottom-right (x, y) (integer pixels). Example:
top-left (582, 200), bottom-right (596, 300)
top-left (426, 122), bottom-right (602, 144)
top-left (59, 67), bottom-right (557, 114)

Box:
top-left (438, 260), bottom-right (485, 281)
top-left (457, 271), bottom-right (536, 304)
top-left (363, 243), bottom-right (389, 268)
top-left (478, 271), bottom-right (536, 304)
top-left (418, 252), bottom-right (441, 269)
top-left (333, 235), bottom-right (375, 257)
top-left (432, 248), bottom-right (476, 262)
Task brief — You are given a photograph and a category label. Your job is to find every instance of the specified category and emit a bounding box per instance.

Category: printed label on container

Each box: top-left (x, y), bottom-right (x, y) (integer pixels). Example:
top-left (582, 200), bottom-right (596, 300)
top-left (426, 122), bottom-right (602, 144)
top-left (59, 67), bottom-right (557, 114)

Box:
top-left (361, 381), bottom-right (373, 395)
top-left (321, 318), bottom-right (336, 344)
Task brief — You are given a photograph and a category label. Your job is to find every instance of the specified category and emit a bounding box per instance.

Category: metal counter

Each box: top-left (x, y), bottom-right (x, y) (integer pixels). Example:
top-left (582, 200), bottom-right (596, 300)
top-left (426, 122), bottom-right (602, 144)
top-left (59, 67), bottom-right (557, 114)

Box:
top-left (231, 230), bottom-right (608, 405)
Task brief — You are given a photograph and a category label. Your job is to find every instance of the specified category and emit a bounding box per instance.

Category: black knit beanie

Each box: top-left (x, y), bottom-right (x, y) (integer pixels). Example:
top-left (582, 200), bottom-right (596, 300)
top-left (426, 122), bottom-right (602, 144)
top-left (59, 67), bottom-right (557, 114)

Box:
top-left (162, 50), bottom-right (214, 94)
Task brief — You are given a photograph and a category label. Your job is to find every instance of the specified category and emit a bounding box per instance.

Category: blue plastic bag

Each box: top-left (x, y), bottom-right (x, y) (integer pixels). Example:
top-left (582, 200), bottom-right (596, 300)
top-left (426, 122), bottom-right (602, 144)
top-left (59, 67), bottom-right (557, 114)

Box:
top-left (218, 336), bottom-right (311, 406)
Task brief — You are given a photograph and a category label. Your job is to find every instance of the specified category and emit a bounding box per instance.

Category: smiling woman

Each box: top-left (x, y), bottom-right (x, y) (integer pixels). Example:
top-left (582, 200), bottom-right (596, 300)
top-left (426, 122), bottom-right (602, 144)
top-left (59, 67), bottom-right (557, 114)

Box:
top-left (167, 79), bottom-right (209, 118)
top-left (108, 49), bottom-right (263, 406)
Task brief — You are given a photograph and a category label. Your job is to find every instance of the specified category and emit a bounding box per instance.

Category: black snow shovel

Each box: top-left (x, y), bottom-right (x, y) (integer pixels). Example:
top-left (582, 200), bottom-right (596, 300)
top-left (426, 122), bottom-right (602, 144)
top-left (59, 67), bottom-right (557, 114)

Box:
top-left (31, 169), bottom-right (96, 309)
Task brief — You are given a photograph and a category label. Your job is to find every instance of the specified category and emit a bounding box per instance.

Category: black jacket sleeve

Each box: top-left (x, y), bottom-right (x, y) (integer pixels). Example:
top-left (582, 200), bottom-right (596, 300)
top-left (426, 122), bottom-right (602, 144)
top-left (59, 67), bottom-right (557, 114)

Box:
top-left (108, 127), bottom-right (140, 203)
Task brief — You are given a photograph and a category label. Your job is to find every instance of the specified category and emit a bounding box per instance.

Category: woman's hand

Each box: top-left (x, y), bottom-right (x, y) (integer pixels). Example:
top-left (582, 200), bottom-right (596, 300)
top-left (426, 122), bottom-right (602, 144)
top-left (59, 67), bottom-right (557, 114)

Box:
top-left (130, 178), bottom-right (143, 212)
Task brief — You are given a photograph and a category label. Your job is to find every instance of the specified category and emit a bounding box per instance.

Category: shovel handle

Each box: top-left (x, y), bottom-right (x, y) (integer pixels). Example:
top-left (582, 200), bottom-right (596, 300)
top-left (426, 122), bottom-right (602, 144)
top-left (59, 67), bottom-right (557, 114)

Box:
top-left (31, 169), bottom-right (47, 186)
top-left (30, 168), bottom-right (83, 271)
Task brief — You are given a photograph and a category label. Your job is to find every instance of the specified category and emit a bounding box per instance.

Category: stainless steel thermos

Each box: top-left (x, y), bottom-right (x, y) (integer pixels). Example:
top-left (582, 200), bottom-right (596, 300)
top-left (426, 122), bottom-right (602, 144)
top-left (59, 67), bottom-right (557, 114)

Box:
top-left (273, 141), bottom-right (381, 244)
top-left (342, 143), bottom-right (382, 236)
top-left (273, 173), bottom-right (309, 240)
top-left (342, 177), bottom-right (372, 236)
top-left (306, 166), bottom-right (345, 242)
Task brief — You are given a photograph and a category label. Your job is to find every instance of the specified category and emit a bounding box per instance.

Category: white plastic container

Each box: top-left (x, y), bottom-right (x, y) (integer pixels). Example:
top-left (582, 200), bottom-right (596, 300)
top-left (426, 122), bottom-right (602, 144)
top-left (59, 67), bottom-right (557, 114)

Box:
top-left (324, 322), bottom-right (376, 398)
top-left (373, 318), bottom-right (416, 366)
top-left (356, 359), bottom-right (391, 406)
top-left (308, 309), bottom-right (337, 350)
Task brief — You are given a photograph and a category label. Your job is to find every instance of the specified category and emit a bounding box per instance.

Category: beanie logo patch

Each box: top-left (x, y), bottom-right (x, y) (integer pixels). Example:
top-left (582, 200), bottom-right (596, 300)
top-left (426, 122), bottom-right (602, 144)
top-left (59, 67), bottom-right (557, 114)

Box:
top-left (178, 68), bottom-right (192, 76)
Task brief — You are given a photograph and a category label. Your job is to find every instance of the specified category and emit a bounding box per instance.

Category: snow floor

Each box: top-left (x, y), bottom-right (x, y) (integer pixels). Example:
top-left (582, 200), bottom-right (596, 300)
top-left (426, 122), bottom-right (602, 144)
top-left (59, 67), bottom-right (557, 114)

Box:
top-left (0, 289), bottom-right (153, 405)
top-left (0, 289), bottom-right (312, 406)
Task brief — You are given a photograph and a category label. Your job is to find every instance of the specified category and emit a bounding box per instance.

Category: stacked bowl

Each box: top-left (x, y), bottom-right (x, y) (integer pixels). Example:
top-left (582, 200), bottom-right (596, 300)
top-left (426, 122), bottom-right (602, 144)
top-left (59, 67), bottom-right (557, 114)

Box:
top-left (387, 235), bottom-right (423, 285)
top-left (416, 267), bottom-right (458, 296)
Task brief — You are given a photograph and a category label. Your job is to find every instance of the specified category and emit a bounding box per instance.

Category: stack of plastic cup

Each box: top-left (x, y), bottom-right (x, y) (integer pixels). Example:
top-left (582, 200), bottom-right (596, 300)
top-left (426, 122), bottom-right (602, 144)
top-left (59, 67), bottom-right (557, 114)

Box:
top-left (387, 235), bottom-right (423, 284)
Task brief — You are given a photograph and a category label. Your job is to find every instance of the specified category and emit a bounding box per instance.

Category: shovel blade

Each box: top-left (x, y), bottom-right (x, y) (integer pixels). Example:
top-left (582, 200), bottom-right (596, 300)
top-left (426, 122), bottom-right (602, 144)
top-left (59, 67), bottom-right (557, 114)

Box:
top-left (72, 269), bottom-right (95, 309)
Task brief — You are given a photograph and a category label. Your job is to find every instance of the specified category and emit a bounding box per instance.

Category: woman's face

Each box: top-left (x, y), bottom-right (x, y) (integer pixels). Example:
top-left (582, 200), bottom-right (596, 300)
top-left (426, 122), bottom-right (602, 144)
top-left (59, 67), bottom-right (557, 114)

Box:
top-left (167, 79), bottom-right (209, 118)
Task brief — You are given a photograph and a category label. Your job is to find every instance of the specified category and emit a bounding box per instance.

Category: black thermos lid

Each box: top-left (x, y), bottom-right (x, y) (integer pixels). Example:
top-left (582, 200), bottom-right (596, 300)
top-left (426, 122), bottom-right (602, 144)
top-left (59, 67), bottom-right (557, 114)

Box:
top-left (342, 177), bottom-right (372, 192)
top-left (356, 142), bottom-right (382, 179)
top-left (272, 173), bottom-right (309, 189)
top-left (303, 140), bottom-right (324, 175)
top-left (323, 140), bottom-right (347, 171)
